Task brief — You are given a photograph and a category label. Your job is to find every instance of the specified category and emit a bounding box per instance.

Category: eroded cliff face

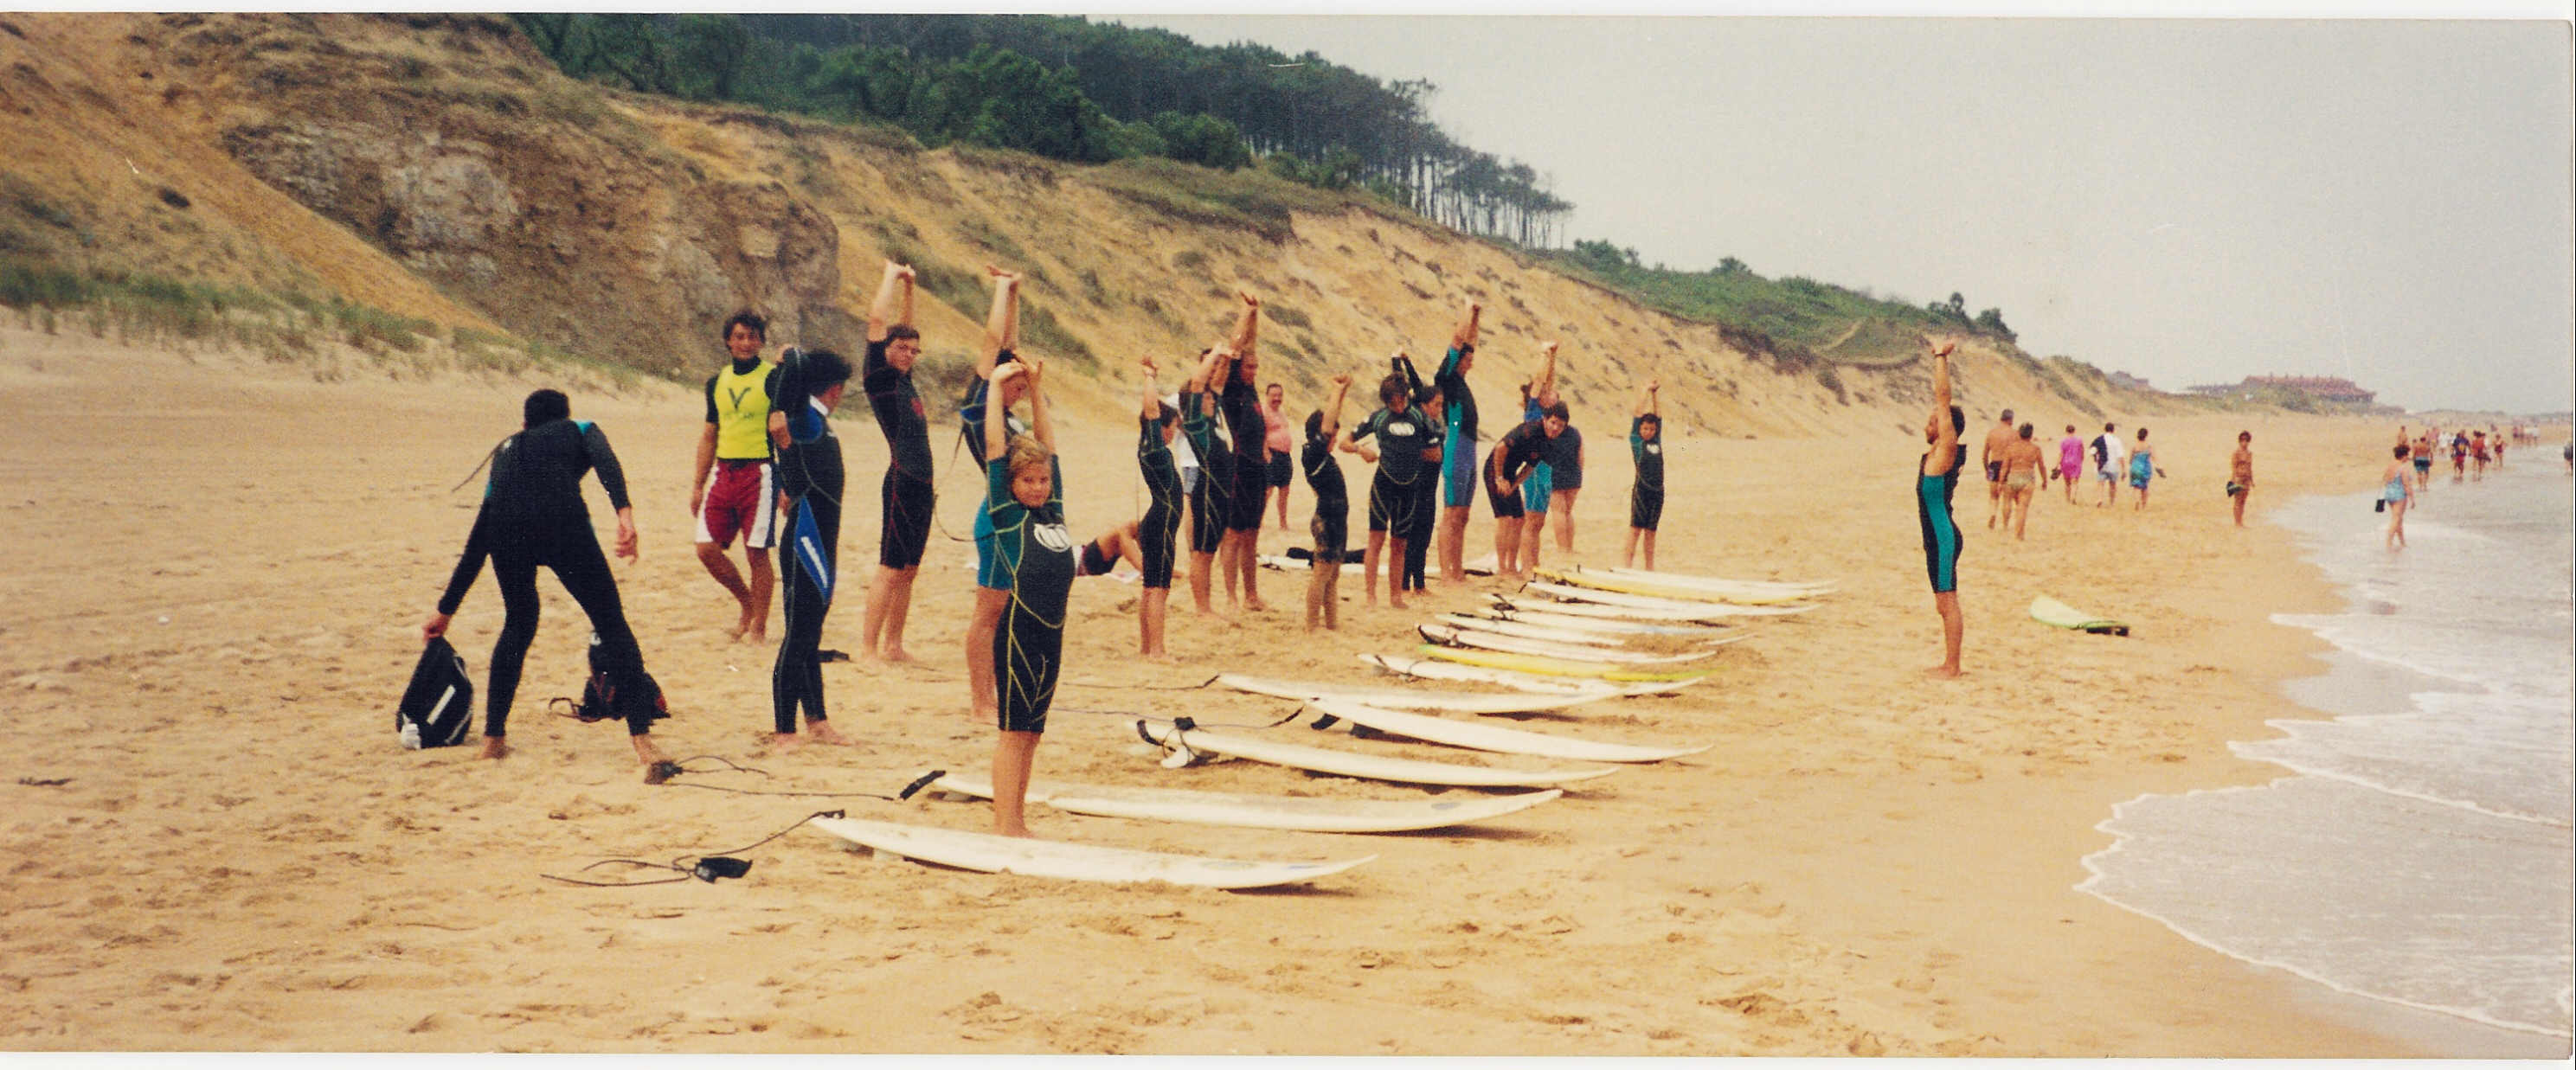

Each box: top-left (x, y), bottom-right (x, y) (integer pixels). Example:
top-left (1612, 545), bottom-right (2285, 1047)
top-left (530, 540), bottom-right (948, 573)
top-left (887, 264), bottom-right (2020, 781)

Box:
top-left (3, 10), bottom-right (2188, 432)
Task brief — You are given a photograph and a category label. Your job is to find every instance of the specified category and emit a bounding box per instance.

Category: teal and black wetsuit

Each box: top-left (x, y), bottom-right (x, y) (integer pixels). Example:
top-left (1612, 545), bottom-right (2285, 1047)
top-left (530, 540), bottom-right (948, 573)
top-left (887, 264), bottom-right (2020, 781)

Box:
top-left (1629, 416), bottom-right (1666, 531)
top-left (986, 458), bottom-right (1075, 733)
top-left (960, 351), bottom-right (1034, 588)
top-left (1917, 445), bottom-right (1966, 594)
top-left (1181, 390), bottom-right (1233, 555)
top-left (438, 418), bottom-right (652, 737)
top-left (771, 349), bottom-right (845, 734)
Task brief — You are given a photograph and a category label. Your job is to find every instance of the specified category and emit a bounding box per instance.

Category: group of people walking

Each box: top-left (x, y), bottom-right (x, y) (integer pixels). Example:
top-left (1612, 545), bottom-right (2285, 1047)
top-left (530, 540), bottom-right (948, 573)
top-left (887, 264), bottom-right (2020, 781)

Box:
top-left (416, 265), bottom-right (1669, 835)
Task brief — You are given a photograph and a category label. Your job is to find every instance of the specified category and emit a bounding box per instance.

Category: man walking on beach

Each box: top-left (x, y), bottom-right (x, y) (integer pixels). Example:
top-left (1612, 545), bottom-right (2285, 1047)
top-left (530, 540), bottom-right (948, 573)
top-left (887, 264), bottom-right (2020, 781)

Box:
top-left (2092, 422), bottom-right (2127, 508)
top-left (690, 311), bottom-right (779, 642)
top-left (1982, 409), bottom-right (2017, 528)
top-left (1917, 337), bottom-right (1965, 679)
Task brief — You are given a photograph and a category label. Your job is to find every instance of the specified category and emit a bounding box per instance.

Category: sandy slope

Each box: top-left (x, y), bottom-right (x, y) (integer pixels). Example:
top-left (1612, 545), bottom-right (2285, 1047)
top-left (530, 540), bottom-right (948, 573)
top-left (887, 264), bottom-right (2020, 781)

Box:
top-left (1, 324), bottom-right (2553, 1056)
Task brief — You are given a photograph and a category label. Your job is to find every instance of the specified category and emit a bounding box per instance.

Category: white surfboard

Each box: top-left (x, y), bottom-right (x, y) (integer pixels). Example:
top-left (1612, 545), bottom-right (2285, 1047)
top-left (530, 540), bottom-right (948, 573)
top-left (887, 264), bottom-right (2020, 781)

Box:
top-left (1217, 673), bottom-right (1616, 714)
top-left (1592, 566), bottom-right (1834, 598)
top-left (1522, 582), bottom-right (1816, 618)
top-left (922, 771), bottom-right (1563, 832)
top-left (1489, 593), bottom-right (1738, 623)
top-left (1135, 720), bottom-right (1618, 787)
top-left (807, 816), bottom-right (1374, 889)
top-left (1305, 698), bottom-right (1710, 764)
top-left (1477, 605), bottom-right (1725, 638)
top-left (1539, 567), bottom-right (1814, 606)
top-left (1419, 623), bottom-right (1723, 664)
top-left (1433, 612), bottom-right (1627, 646)
top-left (1258, 554), bottom-right (1365, 575)
top-left (1413, 644), bottom-right (1712, 682)
top-left (1359, 653), bottom-right (1701, 696)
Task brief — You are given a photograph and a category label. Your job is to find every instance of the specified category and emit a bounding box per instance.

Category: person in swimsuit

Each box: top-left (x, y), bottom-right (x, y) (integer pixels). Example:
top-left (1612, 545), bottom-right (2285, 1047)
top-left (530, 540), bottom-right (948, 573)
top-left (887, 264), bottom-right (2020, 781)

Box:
top-left (1433, 302), bottom-right (1483, 583)
top-left (1342, 363), bottom-right (1433, 609)
top-left (858, 261), bottom-right (933, 664)
top-left (980, 359), bottom-right (1074, 838)
top-left (1133, 356), bottom-right (1185, 658)
top-left (1517, 343), bottom-right (1563, 574)
top-left (765, 346), bottom-right (859, 752)
top-left (1215, 293), bottom-right (1268, 612)
top-left (1980, 409), bottom-right (2018, 529)
top-left (2471, 431), bottom-right (2489, 479)
top-left (424, 389), bottom-right (675, 779)
top-left (1305, 373), bottom-right (1357, 631)
top-left (2382, 444), bottom-right (2414, 550)
top-left (690, 311), bottom-right (779, 643)
top-left (1180, 346), bottom-right (1237, 617)
top-left (2057, 425), bottom-right (2085, 503)
top-left (2000, 422), bottom-right (2043, 541)
top-left (2411, 432), bottom-right (2434, 492)
top-left (1917, 337), bottom-right (1966, 679)
top-left (2128, 426), bottom-right (2160, 510)
top-left (1623, 379), bottom-right (1666, 569)
top-left (2452, 433), bottom-right (2469, 482)
top-left (1262, 381), bottom-right (1294, 530)
top-left (961, 267), bottom-right (1046, 727)
top-left (2227, 431), bottom-right (2255, 528)
top-left (1486, 401), bottom-right (1566, 582)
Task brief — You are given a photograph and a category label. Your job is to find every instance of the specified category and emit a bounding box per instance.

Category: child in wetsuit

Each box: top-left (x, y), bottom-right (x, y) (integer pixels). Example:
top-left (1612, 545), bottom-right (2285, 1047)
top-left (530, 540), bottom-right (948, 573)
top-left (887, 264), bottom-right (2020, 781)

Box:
top-left (1134, 357), bottom-right (1184, 657)
top-left (768, 347), bottom-right (858, 750)
top-left (1624, 380), bottom-right (1666, 570)
top-left (1304, 374), bottom-right (1356, 630)
top-left (982, 360), bottom-right (1073, 838)
top-left (424, 389), bottom-right (673, 780)
top-left (1344, 368), bottom-right (1433, 609)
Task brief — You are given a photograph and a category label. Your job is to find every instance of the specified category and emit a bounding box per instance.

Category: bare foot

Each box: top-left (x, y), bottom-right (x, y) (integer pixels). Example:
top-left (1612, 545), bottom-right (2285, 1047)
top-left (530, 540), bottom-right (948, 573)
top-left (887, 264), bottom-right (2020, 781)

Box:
top-left (879, 647), bottom-right (919, 664)
top-left (994, 823), bottom-right (1035, 839)
top-left (741, 627), bottom-right (768, 644)
top-left (1244, 599), bottom-right (1269, 612)
top-left (768, 731), bottom-right (811, 753)
top-left (1141, 651), bottom-right (1177, 664)
top-left (480, 736), bottom-right (510, 760)
top-left (724, 621), bottom-right (748, 641)
top-left (1923, 665), bottom-right (1962, 680)
top-left (806, 721), bottom-right (855, 746)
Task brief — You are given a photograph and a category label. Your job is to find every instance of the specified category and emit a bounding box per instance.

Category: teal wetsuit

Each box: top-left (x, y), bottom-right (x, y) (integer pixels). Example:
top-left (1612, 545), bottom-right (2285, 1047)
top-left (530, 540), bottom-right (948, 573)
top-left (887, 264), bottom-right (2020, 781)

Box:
top-left (1917, 446), bottom-right (1964, 594)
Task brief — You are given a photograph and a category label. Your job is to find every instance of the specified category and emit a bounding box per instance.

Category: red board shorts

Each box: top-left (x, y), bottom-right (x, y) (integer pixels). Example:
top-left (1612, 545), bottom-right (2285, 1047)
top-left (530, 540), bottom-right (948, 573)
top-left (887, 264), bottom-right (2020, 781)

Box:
top-left (696, 458), bottom-right (777, 550)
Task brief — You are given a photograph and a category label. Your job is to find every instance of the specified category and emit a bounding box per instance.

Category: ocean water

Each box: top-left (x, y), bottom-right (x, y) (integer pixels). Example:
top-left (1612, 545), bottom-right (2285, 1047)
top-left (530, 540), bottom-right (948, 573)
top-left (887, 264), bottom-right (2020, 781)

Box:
top-left (2079, 458), bottom-right (2574, 1040)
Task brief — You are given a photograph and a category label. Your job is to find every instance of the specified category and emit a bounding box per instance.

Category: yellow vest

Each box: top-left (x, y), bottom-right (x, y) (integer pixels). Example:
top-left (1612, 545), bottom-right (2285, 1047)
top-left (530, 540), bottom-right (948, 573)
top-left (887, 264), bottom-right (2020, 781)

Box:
top-left (712, 361), bottom-right (778, 460)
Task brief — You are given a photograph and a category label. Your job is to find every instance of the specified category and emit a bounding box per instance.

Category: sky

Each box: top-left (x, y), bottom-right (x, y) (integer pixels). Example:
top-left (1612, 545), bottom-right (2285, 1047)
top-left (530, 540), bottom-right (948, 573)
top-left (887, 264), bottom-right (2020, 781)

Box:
top-left (1102, 9), bottom-right (2573, 413)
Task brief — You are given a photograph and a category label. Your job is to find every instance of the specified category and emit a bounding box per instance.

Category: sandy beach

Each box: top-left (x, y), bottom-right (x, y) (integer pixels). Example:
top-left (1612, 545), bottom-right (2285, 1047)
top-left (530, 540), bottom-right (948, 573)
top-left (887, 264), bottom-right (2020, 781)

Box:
top-left (0, 323), bottom-right (2560, 1057)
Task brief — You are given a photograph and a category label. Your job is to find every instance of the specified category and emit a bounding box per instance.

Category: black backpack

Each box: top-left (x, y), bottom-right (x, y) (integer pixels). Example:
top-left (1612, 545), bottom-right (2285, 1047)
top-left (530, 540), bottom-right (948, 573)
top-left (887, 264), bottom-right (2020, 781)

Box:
top-left (396, 637), bottom-right (476, 749)
top-left (557, 631), bottom-right (670, 727)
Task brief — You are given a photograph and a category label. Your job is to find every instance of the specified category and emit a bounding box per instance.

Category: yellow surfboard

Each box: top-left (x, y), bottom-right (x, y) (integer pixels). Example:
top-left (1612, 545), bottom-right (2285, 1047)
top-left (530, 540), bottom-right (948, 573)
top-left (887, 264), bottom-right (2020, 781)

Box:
top-left (2030, 595), bottom-right (2130, 636)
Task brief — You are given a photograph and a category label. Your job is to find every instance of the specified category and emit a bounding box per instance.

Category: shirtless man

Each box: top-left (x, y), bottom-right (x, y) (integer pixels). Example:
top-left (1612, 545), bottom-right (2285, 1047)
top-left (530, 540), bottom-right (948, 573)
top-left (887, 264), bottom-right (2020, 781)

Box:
top-left (1981, 409), bottom-right (2019, 529)
top-left (1917, 337), bottom-right (1966, 678)
top-left (1997, 422), bottom-right (2044, 541)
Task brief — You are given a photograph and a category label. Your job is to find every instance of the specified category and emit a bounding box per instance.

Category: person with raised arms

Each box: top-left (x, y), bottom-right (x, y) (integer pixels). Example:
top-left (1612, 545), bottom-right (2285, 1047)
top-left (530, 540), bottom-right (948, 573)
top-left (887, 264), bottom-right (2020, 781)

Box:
top-left (1433, 302), bottom-right (1483, 583)
top-left (980, 358), bottom-right (1074, 837)
top-left (857, 261), bottom-right (932, 664)
top-left (1130, 356), bottom-right (1185, 657)
top-left (1980, 409), bottom-right (2018, 529)
top-left (424, 389), bottom-right (675, 779)
top-left (960, 266), bottom-right (1043, 727)
top-left (764, 345), bottom-right (858, 752)
top-left (1179, 345), bottom-right (1237, 617)
top-left (1517, 342), bottom-right (1563, 574)
top-left (689, 311), bottom-right (779, 643)
top-left (1215, 292), bottom-right (1268, 612)
top-left (1623, 379), bottom-right (1665, 569)
top-left (1304, 373), bottom-right (1358, 631)
top-left (1393, 352), bottom-right (1445, 593)
top-left (1484, 385), bottom-right (1567, 582)
top-left (1340, 357), bottom-right (1433, 609)
top-left (1916, 337), bottom-right (1966, 679)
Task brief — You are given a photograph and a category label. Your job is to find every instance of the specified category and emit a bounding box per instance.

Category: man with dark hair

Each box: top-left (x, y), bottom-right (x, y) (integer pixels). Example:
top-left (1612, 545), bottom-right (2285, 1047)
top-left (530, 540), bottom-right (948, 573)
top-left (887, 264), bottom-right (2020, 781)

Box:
top-left (1341, 363), bottom-right (1433, 609)
top-left (424, 389), bottom-right (674, 780)
top-left (1304, 374), bottom-right (1358, 630)
top-left (858, 260), bottom-right (931, 664)
top-left (1215, 292), bottom-right (1267, 612)
top-left (1980, 408), bottom-right (2018, 529)
top-left (764, 345), bottom-right (857, 751)
top-left (1433, 302), bottom-right (1482, 583)
top-left (1484, 390), bottom-right (1566, 581)
top-left (691, 309), bottom-right (778, 642)
top-left (1917, 337), bottom-right (1965, 679)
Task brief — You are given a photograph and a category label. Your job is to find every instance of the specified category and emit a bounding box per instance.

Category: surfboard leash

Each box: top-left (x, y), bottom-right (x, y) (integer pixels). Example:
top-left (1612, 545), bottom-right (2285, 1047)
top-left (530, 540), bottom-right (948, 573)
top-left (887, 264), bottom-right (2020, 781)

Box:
top-left (539, 768), bottom-right (947, 888)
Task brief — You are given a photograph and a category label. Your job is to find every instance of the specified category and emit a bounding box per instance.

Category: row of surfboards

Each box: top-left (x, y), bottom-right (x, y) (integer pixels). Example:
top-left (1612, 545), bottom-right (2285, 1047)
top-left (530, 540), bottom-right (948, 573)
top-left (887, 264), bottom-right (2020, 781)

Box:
top-left (807, 566), bottom-right (1829, 889)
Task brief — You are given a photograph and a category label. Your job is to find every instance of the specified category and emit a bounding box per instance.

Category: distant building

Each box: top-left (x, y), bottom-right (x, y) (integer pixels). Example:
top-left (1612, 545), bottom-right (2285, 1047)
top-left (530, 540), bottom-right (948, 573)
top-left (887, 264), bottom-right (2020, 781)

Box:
top-left (2184, 375), bottom-right (2379, 406)
top-left (2106, 371), bottom-right (2156, 392)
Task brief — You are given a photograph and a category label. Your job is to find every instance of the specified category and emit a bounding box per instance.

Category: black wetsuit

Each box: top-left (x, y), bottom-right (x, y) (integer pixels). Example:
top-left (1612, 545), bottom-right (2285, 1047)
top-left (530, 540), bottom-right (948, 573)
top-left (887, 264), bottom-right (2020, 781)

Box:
top-left (1487, 420), bottom-right (1551, 521)
top-left (1629, 416), bottom-right (1666, 531)
top-left (1549, 424), bottom-right (1586, 491)
top-left (1303, 429), bottom-right (1350, 563)
top-left (1139, 414), bottom-right (1183, 589)
top-left (1352, 404), bottom-right (1431, 535)
top-left (862, 337), bottom-right (935, 570)
top-left (437, 418), bottom-right (652, 737)
top-left (986, 458), bottom-right (1075, 733)
top-left (1220, 373), bottom-right (1268, 532)
top-left (1182, 391), bottom-right (1233, 555)
top-left (772, 350), bottom-right (845, 734)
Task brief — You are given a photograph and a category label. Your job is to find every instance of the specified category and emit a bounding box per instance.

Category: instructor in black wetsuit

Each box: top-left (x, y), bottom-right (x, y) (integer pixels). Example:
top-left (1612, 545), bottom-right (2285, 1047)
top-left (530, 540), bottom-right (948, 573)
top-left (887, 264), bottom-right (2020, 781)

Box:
top-left (424, 389), bottom-right (674, 780)
top-left (858, 260), bottom-right (933, 664)
top-left (767, 346), bottom-right (858, 750)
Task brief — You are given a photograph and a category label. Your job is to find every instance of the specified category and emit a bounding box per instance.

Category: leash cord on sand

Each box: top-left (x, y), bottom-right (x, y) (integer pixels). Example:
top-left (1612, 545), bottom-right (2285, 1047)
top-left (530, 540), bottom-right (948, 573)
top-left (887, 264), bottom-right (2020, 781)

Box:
top-left (540, 770), bottom-right (946, 888)
top-left (1055, 674), bottom-right (1218, 692)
